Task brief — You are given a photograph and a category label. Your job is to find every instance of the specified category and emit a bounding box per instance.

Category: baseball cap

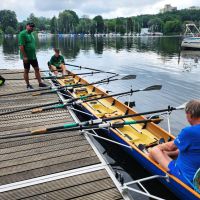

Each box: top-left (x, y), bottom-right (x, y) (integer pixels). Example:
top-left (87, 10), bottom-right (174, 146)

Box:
top-left (26, 22), bottom-right (35, 27)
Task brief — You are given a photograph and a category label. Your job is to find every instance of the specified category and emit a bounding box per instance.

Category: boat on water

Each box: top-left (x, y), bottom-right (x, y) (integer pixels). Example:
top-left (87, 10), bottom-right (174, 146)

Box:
top-left (181, 24), bottom-right (200, 49)
top-left (54, 69), bottom-right (200, 200)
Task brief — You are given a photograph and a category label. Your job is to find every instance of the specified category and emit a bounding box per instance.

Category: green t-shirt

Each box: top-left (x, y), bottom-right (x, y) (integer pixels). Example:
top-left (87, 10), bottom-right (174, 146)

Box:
top-left (49, 55), bottom-right (65, 68)
top-left (18, 30), bottom-right (36, 60)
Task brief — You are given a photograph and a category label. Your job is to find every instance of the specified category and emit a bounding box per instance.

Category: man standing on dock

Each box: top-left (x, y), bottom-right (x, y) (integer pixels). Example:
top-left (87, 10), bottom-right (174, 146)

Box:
top-left (18, 22), bottom-right (47, 89)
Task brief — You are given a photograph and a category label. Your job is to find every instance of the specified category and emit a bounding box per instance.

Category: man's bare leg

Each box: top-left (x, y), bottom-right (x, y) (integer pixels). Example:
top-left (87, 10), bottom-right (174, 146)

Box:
top-left (34, 67), bottom-right (42, 84)
top-left (49, 65), bottom-right (58, 76)
top-left (24, 68), bottom-right (30, 85)
top-left (60, 64), bottom-right (67, 75)
top-left (149, 146), bottom-right (173, 170)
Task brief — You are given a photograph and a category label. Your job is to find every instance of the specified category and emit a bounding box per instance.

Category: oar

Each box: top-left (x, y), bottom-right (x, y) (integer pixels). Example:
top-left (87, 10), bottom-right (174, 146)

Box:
top-left (33, 102), bottom-right (186, 129)
top-left (31, 118), bottom-right (162, 135)
top-left (0, 118), bottom-right (161, 139)
top-left (0, 101), bottom-right (61, 116)
top-left (65, 63), bottom-right (117, 75)
top-left (33, 84), bottom-right (162, 113)
top-left (0, 84), bottom-right (161, 116)
top-left (3, 71), bottom-right (103, 81)
top-left (0, 69), bottom-right (56, 75)
top-left (32, 74), bottom-right (137, 96)
top-left (32, 93), bottom-right (103, 113)
top-left (0, 74), bottom-right (122, 97)
top-left (81, 85), bottom-right (162, 103)
top-left (0, 86), bottom-right (52, 97)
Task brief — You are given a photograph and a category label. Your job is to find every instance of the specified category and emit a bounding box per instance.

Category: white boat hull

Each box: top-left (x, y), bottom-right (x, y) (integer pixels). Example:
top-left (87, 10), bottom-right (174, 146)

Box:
top-left (181, 37), bottom-right (200, 49)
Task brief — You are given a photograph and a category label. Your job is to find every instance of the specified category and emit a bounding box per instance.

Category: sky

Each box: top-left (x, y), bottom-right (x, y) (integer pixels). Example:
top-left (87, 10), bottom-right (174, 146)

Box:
top-left (1, 0), bottom-right (200, 21)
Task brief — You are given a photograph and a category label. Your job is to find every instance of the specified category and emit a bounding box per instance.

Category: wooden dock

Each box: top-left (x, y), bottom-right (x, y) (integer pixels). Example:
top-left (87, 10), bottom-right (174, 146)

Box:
top-left (0, 70), bottom-right (128, 200)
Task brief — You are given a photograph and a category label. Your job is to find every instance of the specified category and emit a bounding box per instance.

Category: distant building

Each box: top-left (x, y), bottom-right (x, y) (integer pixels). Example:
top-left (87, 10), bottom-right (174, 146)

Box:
top-left (160, 4), bottom-right (177, 13)
top-left (189, 6), bottom-right (200, 10)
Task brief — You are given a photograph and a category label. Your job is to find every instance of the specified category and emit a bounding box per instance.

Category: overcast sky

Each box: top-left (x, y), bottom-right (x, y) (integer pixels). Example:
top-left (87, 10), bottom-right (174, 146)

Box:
top-left (2, 0), bottom-right (200, 21)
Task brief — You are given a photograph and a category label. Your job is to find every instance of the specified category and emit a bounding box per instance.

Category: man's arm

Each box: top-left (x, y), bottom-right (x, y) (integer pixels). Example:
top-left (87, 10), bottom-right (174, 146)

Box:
top-left (18, 32), bottom-right (28, 62)
top-left (19, 46), bottom-right (28, 62)
top-left (159, 141), bottom-right (178, 152)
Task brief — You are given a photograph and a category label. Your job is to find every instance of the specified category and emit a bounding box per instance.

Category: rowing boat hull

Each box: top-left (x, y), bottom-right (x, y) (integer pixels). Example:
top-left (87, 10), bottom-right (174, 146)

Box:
top-left (57, 70), bottom-right (200, 200)
top-left (79, 105), bottom-right (199, 200)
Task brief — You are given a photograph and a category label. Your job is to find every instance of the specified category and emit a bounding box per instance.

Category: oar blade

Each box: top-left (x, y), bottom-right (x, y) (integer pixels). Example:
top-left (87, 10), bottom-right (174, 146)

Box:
top-left (175, 102), bottom-right (187, 110)
top-left (143, 85), bottom-right (162, 91)
top-left (121, 75), bottom-right (136, 80)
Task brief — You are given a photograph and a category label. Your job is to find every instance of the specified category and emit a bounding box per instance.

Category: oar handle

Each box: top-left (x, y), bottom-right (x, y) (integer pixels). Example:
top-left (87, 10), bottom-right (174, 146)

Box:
top-left (32, 92), bottom-right (42, 96)
top-left (31, 128), bottom-right (47, 134)
top-left (32, 108), bottom-right (43, 113)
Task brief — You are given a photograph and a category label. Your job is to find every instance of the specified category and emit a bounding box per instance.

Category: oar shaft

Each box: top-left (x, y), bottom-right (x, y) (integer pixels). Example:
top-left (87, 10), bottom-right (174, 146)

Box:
top-left (37, 77), bottom-right (119, 95)
top-left (82, 90), bottom-right (133, 103)
top-left (102, 107), bottom-right (174, 122)
top-left (0, 101), bottom-right (60, 116)
top-left (0, 86), bottom-right (51, 97)
top-left (0, 69), bottom-right (55, 75)
top-left (31, 119), bottom-right (160, 135)
top-left (65, 63), bottom-right (117, 75)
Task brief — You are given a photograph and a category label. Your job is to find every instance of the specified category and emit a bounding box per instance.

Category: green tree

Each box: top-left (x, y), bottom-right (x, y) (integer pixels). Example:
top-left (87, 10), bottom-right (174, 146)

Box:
top-left (0, 10), bottom-right (18, 32)
top-left (5, 26), bottom-right (15, 34)
top-left (116, 17), bottom-right (125, 35)
top-left (164, 20), bottom-right (182, 35)
top-left (148, 18), bottom-right (163, 32)
top-left (50, 16), bottom-right (57, 34)
top-left (93, 15), bottom-right (104, 33)
top-left (58, 10), bottom-right (79, 33)
top-left (37, 17), bottom-right (50, 31)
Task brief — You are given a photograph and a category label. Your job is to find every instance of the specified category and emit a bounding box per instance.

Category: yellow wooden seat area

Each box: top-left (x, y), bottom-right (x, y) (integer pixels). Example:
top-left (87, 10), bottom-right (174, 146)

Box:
top-left (87, 101), bottom-right (120, 118)
top-left (63, 78), bottom-right (75, 85)
top-left (116, 117), bottom-right (158, 146)
top-left (73, 87), bottom-right (89, 96)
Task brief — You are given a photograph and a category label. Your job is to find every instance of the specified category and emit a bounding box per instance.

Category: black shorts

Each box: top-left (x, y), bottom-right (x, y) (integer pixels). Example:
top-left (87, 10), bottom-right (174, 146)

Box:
top-left (23, 59), bottom-right (39, 70)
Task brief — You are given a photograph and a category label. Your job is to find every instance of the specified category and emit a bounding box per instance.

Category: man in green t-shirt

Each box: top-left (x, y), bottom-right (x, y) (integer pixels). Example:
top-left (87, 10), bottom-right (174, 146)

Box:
top-left (18, 22), bottom-right (47, 89)
top-left (48, 48), bottom-right (67, 76)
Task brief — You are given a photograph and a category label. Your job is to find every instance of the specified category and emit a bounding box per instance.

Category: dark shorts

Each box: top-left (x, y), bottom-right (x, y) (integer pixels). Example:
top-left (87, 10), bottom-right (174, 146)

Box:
top-left (23, 59), bottom-right (39, 70)
top-left (168, 160), bottom-right (191, 187)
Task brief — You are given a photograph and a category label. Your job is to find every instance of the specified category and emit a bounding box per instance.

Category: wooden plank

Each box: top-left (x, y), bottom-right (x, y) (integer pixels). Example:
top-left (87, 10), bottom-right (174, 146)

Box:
top-left (0, 170), bottom-right (111, 200)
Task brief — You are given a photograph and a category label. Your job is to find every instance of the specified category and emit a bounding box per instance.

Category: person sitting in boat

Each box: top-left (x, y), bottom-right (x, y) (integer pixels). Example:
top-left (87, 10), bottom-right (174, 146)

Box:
top-left (48, 48), bottom-right (67, 76)
top-left (149, 99), bottom-right (200, 188)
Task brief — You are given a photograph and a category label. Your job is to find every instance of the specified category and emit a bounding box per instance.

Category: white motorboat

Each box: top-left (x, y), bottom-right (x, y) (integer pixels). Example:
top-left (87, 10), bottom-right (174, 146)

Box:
top-left (181, 24), bottom-right (200, 49)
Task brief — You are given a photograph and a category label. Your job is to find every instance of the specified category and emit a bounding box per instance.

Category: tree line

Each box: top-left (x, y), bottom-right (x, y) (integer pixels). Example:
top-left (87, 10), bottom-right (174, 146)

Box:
top-left (1, 9), bottom-right (200, 35)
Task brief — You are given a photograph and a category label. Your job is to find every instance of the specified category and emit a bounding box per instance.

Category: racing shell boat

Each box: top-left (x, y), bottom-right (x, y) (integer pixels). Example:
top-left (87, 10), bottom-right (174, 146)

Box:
top-left (55, 70), bottom-right (200, 200)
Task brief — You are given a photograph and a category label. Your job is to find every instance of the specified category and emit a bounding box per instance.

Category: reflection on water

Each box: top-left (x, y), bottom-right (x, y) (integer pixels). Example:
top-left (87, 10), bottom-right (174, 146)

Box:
top-left (0, 35), bottom-right (182, 57)
top-left (0, 35), bottom-right (198, 72)
top-left (0, 35), bottom-right (199, 200)
top-left (180, 50), bottom-right (200, 72)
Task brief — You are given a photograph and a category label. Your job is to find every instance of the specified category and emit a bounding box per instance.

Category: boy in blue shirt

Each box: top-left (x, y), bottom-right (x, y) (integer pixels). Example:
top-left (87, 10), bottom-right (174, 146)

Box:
top-left (149, 99), bottom-right (200, 187)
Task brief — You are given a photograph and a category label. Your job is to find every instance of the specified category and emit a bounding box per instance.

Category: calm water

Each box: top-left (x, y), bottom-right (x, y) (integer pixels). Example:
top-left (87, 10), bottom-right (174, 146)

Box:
top-left (0, 35), bottom-right (199, 199)
top-left (1, 35), bottom-right (199, 134)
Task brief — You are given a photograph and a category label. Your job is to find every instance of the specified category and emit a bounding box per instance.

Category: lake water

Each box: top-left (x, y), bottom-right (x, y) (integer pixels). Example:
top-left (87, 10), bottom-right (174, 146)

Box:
top-left (0, 35), bottom-right (199, 199)
top-left (1, 35), bottom-right (199, 134)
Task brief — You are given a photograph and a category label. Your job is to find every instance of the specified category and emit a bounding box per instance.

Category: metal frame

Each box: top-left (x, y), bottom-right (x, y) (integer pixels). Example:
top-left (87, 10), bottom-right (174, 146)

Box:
top-left (0, 164), bottom-right (106, 193)
top-left (122, 175), bottom-right (169, 200)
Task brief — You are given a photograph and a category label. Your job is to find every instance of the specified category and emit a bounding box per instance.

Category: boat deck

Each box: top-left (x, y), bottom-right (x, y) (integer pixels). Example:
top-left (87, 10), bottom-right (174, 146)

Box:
top-left (0, 70), bottom-right (125, 200)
